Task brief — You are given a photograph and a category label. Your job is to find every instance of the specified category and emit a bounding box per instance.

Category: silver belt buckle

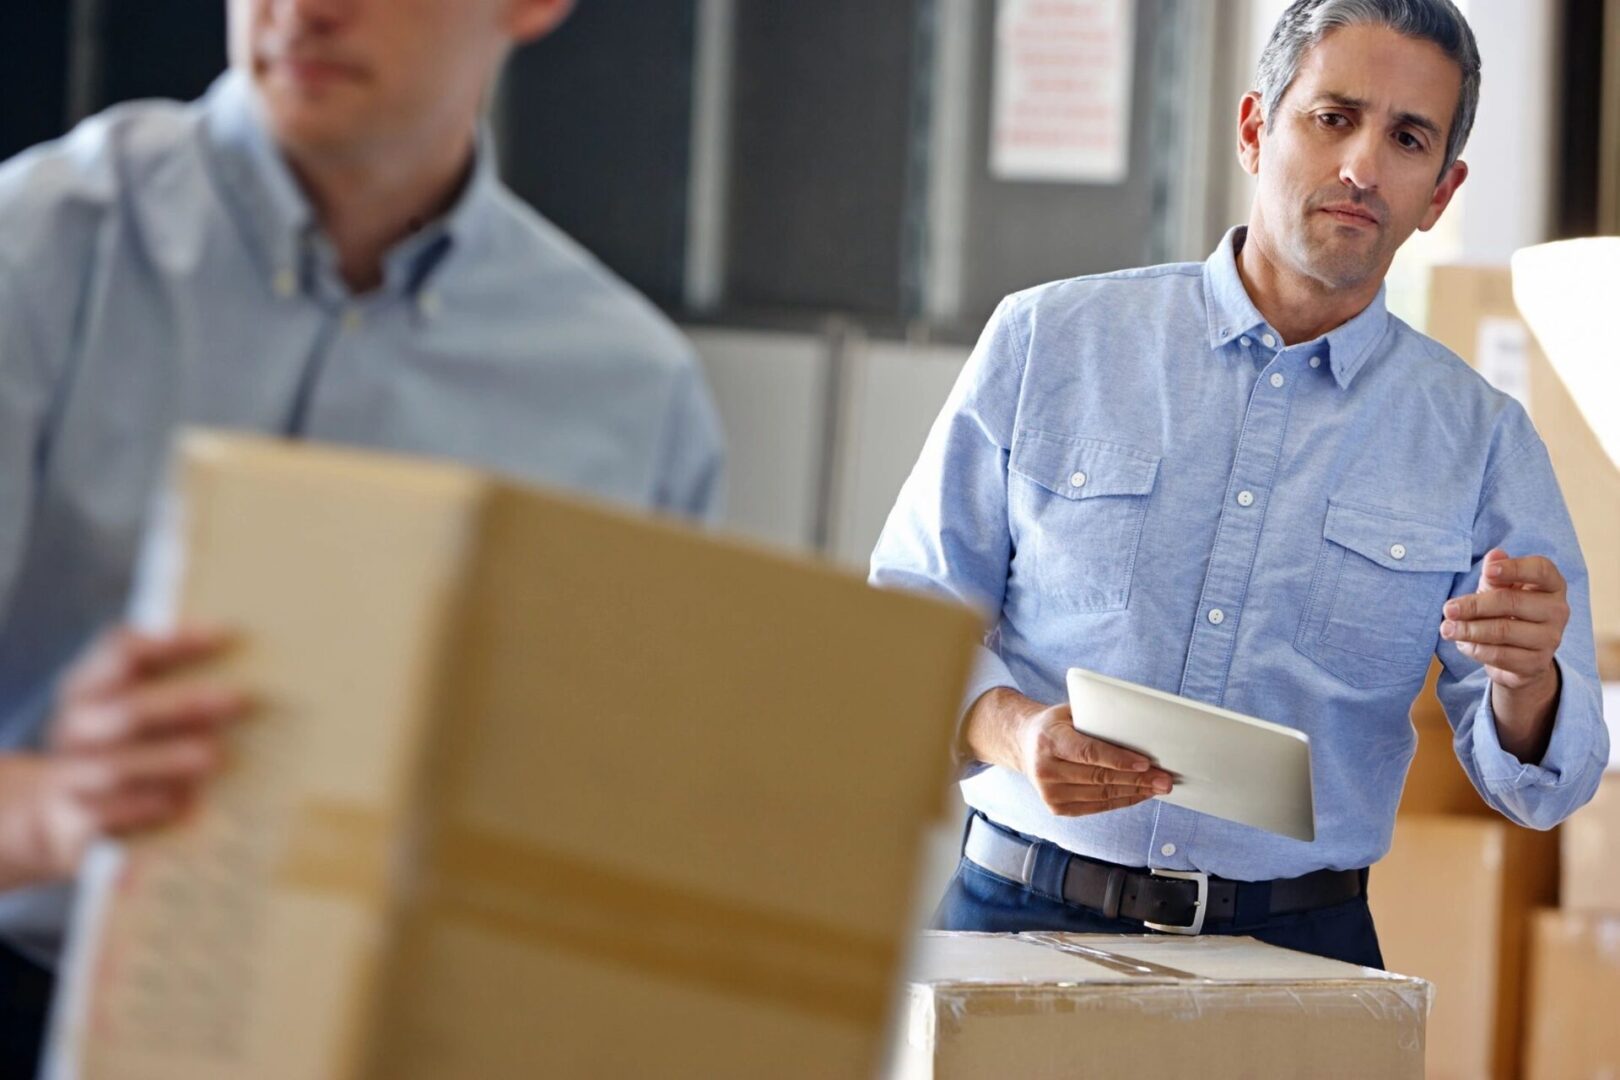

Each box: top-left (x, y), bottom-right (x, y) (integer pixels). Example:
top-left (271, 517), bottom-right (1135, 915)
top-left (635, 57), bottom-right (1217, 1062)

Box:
top-left (1143, 868), bottom-right (1209, 935)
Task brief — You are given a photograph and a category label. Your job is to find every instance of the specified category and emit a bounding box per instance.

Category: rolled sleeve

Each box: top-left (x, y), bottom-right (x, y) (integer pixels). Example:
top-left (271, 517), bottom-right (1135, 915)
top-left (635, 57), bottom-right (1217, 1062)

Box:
top-left (1436, 428), bottom-right (1609, 830)
top-left (869, 295), bottom-right (1029, 772)
top-left (1463, 658), bottom-right (1608, 828)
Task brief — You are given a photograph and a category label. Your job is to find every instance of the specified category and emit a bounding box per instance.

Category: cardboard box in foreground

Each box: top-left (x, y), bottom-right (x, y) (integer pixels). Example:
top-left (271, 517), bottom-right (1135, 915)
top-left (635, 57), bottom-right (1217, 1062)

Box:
top-left (1370, 815), bottom-right (1557, 1080)
top-left (1522, 910), bottom-right (1620, 1079)
top-left (46, 432), bottom-right (983, 1079)
top-left (894, 932), bottom-right (1431, 1079)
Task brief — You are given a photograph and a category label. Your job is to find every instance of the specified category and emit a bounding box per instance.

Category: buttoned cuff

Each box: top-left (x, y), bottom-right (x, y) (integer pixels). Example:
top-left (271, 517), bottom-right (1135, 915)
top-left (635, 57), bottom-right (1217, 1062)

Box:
top-left (1470, 658), bottom-right (1605, 792)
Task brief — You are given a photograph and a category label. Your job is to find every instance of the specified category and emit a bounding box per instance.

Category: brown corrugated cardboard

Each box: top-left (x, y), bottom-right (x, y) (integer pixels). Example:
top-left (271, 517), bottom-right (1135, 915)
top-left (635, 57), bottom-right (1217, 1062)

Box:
top-left (1523, 909), bottom-right (1620, 1079)
top-left (1369, 815), bottom-right (1558, 1080)
top-left (46, 432), bottom-right (984, 1080)
top-left (1562, 777), bottom-right (1620, 910)
top-left (893, 931), bottom-right (1431, 1079)
top-left (1427, 265), bottom-right (1620, 641)
top-left (1400, 661), bottom-right (1492, 817)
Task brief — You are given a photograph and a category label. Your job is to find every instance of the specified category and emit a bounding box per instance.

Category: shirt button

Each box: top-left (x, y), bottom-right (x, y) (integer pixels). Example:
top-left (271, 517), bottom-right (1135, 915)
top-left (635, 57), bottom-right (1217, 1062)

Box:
top-left (1390, 544), bottom-right (1407, 560)
top-left (1269, 372), bottom-right (1286, 388)
top-left (272, 269), bottom-right (297, 298)
top-left (1070, 471), bottom-right (1088, 489)
top-left (341, 309), bottom-right (364, 333)
top-left (1207, 608), bottom-right (1225, 625)
top-left (1240, 336), bottom-right (1252, 347)
top-left (1161, 843), bottom-right (1176, 857)
top-left (1236, 490), bottom-right (1255, 507)
top-left (1261, 333), bottom-right (1277, 348)
top-left (418, 291), bottom-right (442, 318)
top-left (1310, 356), bottom-right (1323, 368)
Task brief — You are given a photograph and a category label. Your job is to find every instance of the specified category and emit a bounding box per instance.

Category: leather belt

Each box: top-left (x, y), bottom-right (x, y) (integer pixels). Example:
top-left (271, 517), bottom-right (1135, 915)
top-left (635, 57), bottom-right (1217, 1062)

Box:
top-left (964, 814), bottom-right (1364, 935)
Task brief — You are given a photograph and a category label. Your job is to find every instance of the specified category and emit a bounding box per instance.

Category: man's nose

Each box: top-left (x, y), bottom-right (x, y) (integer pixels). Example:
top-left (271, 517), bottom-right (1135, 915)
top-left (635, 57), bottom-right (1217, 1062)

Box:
top-left (1338, 129), bottom-right (1383, 193)
top-left (274, 0), bottom-right (355, 29)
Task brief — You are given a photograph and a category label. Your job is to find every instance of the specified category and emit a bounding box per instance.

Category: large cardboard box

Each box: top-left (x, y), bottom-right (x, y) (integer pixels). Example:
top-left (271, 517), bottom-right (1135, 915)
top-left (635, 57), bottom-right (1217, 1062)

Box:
top-left (1522, 909), bottom-right (1620, 1079)
top-left (1562, 776), bottom-right (1620, 911)
top-left (1427, 265), bottom-right (1620, 641)
top-left (893, 931), bottom-right (1432, 1079)
top-left (46, 433), bottom-right (984, 1079)
top-left (1370, 816), bottom-right (1558, 1080)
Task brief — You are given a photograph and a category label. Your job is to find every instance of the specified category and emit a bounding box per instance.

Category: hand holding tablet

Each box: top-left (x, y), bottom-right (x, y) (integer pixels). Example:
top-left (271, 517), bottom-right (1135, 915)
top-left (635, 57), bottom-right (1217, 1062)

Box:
top-left (1066, 667), bottom-right (1316, 842)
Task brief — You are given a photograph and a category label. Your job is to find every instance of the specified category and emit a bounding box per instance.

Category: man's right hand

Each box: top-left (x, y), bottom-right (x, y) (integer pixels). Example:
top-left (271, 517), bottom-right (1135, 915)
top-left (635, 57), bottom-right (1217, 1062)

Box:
top-left (963, 688), bottom-right (1175, 817)
top-left (0, 626), bottom-right (250, 891)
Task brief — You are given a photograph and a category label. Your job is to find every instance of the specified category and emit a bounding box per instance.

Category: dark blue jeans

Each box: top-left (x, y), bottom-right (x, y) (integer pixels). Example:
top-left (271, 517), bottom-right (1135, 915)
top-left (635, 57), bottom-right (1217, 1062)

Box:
top-left (936, 819), bottom-right (1384, 970)
top-left (0, 938), bottom-right (51, 1080)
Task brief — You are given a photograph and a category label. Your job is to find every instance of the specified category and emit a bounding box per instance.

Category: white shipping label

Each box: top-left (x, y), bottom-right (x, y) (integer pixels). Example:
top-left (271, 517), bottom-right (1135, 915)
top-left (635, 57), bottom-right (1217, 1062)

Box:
top-left (990, 0), bottom-right (1135, 184)
top-left (1474, 316), bottom-right (1534, 414)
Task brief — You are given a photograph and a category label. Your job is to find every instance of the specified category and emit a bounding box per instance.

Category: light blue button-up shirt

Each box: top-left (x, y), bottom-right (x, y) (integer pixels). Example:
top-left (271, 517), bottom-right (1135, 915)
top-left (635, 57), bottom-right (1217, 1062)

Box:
top-left (0, 72), bottom-right (723, 956)
top-left (871, 226), bottom-right (1608, 881)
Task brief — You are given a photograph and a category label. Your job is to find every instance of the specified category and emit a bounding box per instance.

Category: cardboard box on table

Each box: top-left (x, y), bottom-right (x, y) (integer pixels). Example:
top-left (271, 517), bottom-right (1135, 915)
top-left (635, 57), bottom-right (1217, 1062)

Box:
top-left (893, 931), bottom-right (1432, 1079)
top-left (1522, 910), bottom-right (1620, 1079)
top-left (46, 432), bottom-right (984, 1080)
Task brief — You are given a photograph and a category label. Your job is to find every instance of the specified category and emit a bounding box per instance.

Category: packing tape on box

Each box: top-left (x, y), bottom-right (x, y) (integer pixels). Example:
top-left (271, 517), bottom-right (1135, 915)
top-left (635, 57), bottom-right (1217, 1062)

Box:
top-left (275, 801), bottom-right (892, 1025)
top-left (275, 800), bottom-right (396, 900)
top-left (1023, 932), bottom-right (1202, 980)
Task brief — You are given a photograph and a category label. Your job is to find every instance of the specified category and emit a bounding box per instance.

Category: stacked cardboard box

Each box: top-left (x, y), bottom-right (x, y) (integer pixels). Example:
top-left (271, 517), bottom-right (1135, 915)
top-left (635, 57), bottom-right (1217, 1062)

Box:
top-left (1427, 265), bottom-right (1620, 646)
top-left (1373, 266), bottom-right (1618, 1079)
top-left (1522, 773), bottom-right (1620, 1079)
top-left (894, 932), bottom-right (1432, 1079)
top-left (1375, 679), bottom-right (1558, 1080)
top-left (1508, 239), bottom-right (1620, 1078)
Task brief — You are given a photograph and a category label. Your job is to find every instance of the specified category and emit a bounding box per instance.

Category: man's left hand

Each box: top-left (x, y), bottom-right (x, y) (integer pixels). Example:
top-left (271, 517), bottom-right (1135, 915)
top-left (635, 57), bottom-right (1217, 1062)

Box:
top-left (1441, 548), bottom-right (1569, 691)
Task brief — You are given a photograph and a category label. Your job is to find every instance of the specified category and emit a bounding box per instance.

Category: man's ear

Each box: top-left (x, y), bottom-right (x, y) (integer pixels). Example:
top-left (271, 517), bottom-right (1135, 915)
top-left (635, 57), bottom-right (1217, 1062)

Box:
top-left (1237, 91), bottom-right (1265, 177)
top-left (1418, 158), bottom-right (1468, 232)
top-left (506, 0), bottom-right (575, 45)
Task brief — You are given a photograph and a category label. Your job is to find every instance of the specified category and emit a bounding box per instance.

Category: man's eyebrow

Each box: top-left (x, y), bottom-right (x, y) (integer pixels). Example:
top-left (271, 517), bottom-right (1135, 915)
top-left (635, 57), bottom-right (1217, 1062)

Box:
top-left (1308, 92), bottom-right (1443, 140)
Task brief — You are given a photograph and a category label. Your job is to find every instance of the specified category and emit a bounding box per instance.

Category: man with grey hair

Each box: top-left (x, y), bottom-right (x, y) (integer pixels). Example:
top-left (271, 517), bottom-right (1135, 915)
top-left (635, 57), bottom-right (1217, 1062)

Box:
top-left (873, 0), bottom-right (1606, 966)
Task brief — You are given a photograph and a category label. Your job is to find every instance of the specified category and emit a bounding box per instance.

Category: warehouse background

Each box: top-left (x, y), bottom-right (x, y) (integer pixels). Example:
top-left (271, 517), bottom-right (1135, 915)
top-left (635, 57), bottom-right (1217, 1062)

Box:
top-left (4, 0), bottom-right (1610, 567)
top-left (3, 4), bottom-right (1618, 1076)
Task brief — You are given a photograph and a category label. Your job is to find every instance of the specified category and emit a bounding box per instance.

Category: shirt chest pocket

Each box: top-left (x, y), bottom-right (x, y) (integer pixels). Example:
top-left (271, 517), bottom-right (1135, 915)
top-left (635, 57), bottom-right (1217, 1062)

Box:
top-left (1295, 500), bottom-right (1473, 689)
top-left (1007, 431), bottom-right (1161, 614)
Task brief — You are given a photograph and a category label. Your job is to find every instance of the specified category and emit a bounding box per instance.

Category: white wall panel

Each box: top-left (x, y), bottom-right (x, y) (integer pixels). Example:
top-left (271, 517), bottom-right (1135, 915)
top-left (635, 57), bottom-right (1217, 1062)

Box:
top-left (686, 327), bottom-right (830, 554)
top-left (827, 339), bottom-right (970, 570)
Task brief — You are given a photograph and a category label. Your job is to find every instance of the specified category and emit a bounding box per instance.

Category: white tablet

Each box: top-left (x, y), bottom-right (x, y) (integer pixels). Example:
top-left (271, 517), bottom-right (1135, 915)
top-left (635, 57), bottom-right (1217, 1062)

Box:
top-left (1066, 667), bottom-right (1316, 842)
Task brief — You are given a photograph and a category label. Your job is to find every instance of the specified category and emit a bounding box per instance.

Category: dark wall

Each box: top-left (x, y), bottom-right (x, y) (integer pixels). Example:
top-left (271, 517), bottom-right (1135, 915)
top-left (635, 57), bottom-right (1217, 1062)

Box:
top-left (1554, 0), bottom-right (1606, 238)
top-left (0, 0), bottom-right (227, 165)
top-left (723, 2), bottom-right (924, 318)
top-left (92, 0), bottom-right (228, 108)
top-left (0, 2), bottom-right (72, 162)
top-left (499, 2), bottom-right (699, 309)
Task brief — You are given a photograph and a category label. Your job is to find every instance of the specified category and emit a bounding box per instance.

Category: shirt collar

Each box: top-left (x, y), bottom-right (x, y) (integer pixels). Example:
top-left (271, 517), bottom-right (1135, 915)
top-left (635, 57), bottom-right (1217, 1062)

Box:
top-left (199, 69), bottom-right (499, 301)
top-left (1202, 224), bottom-right (1390, 390)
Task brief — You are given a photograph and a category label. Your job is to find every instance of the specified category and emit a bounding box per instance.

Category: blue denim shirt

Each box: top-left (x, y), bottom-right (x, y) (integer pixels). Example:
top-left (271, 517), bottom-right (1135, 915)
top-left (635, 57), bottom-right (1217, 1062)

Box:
top-left (871, 226), bottom-right (1607, 880)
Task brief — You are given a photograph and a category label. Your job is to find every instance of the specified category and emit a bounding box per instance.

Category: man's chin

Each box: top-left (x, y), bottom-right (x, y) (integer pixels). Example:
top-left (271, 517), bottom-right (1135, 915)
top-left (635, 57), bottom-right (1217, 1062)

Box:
top-left (1297, 234), bottom-right (1384, 290)
top-left (260, 99), bottom-right (368, 159)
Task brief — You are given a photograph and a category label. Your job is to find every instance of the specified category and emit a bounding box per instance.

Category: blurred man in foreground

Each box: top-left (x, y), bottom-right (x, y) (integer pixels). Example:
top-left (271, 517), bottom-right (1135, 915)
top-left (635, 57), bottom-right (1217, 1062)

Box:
top-left (0, 0), bottom-right (724, 1067)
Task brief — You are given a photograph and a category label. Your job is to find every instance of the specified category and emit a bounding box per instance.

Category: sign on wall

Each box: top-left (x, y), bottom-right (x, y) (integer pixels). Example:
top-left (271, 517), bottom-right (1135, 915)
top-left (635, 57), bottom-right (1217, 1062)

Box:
top-left (990, 0), bottom-right (1136, 184)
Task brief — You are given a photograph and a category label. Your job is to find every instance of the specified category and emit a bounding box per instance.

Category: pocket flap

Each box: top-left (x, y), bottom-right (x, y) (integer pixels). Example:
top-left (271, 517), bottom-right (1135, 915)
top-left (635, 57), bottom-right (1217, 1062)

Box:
top-left (1323, 500), bottom-right (1472, 573)
top-left (1010, 432), bottom-right (1160, 501)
